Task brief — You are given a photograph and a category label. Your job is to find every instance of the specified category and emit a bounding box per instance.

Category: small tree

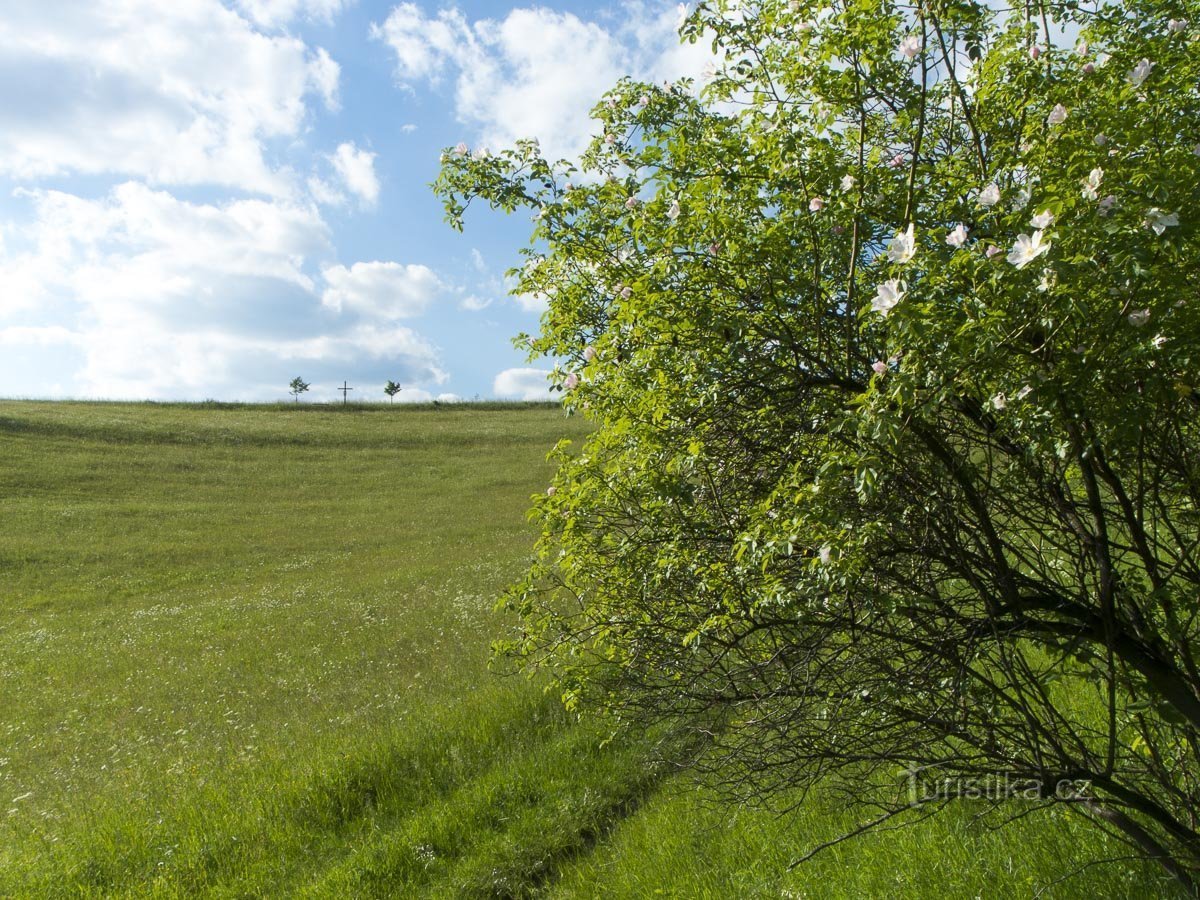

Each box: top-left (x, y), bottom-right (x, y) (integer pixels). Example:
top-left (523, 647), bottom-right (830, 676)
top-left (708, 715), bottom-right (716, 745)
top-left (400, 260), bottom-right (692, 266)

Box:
top-left (437, 0), bottom-right (1200, 891)
top-left (384, 380), bottom-right (402, 404)
top-left (288, 376), bottom-right (310, 403)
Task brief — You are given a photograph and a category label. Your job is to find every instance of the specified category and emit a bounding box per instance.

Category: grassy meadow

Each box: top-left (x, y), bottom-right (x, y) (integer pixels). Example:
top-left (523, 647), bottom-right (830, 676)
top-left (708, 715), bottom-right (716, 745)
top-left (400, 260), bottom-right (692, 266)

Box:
top-left (0, 401), bottom-right (1174, 897)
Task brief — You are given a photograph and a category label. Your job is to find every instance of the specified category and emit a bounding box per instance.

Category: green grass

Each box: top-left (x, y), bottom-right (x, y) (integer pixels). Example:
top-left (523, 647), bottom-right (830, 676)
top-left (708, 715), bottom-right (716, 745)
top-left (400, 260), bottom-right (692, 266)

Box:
top-left (0, 401), bottom-right (1174, 897)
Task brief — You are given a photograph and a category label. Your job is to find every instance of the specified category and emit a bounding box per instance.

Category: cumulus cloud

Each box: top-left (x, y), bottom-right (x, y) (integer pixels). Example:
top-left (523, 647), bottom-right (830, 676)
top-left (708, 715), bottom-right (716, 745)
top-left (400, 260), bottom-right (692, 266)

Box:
top-left (371, 1), bottom-right (713, 162)
top-left (321, 261), bottom-right (441, 319)
top-left (329, 142), bottom-right (381, 207)
top-left (0, 0), bottom-right (339, 194)
top-left (235, 0), bottom-right (350, 28)
top-left (493, 367), bottom-right (552, 400)
top-left (0, 183), bottom-right (447, 400)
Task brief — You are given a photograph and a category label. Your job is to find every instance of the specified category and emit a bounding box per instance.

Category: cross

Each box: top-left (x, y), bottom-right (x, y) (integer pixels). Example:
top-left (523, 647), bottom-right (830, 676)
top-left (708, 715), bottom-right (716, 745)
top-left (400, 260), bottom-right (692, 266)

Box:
top-left (337, 380), bottom-right (354, 404)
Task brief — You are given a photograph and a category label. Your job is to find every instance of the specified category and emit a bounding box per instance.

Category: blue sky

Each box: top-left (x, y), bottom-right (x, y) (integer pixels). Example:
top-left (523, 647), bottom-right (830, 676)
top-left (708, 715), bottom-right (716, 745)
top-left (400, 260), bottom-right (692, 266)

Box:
top-left (0, 0), bottom-right (706, 402)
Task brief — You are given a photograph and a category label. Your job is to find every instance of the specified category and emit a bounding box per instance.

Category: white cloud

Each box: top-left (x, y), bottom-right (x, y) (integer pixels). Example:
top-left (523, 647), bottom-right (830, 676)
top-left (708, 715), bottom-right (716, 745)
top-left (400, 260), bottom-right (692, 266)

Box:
top-left (459, 295), bottom-right (492, 311)
top-left (372, 2), bottom-right (713, 163)
top-left (307, 175), bottom-right (346, 207)
top-left (493, 367), bottom-right (552, 400)
top-left (0, 183), bottom-right (447, 400)
top-left (235, 0), bottom-right (350, 28)
top-left (329, 142), bottom-right (381, 207)
top-left (321, 261), bottom-right (441, 319)
top-left (0, 0), bottom-right (340, 194)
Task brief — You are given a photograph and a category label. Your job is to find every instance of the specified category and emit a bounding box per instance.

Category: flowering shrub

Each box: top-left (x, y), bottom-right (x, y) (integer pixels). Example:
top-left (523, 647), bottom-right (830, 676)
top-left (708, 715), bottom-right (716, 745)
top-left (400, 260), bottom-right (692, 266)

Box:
top-left (437, 0), bottom-right (1200, 889)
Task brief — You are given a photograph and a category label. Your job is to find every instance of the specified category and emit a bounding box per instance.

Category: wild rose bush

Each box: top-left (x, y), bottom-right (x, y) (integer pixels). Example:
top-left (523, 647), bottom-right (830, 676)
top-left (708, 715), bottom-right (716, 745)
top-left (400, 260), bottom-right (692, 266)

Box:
top-left (437, 0), bottom-right (1200, 889)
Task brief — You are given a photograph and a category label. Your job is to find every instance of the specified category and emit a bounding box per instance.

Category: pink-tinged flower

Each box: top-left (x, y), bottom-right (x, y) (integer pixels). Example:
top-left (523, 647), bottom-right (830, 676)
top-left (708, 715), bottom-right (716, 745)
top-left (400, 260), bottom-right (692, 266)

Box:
top-left (992, 392), bottom-right (1007, 410)
top-left (583, 346), bottom-right (597, 362)
top-left (1128, 309), bottom-right (1151, 327)
top-left (1047, 104), bottom-right (1068, 125)
top-left (979, 183), bottom-right (1001, 207)
top-left (1029, 45), bottom-right (1041, 60)
top-left (1128, 58), bottom-right (1154, 87)
top-left (1008, 231), bottom-right (1051, 268)
top-left (899, 35), bottom-right (921, 59)
top-left (946, 224), bottom-right (969, 248)
top-left (872, 279), bottom-right (906, 315)
top-left (1030, 209), bottom-right (1055, 229)
top-left (1081, 167), bottom-right (1104, 200)
top-left (604, 133), bottom-right (617, 145)
top-left (1098, 195), bottom-right (1117, 216)
top-left (1076, 40), bottom-right (1089, 56)
top-left (986, 244), bottom-right (1002, 258)
top-left (564, 372), bottom-right (581, 390)
top-left (625, 197), bottom-right (639, 210)
top-left (619, 285), bottom-right (633, 299)
top-left (1083, 62), bottom-right (1096, 74)
top-left (707, 241), bottom-right (721, 256)
top-left (840, 174), bottom-right (857, 192)
top-left (453, 142), bottom-right (469, 157)
top-left (809, 197), bottom-right (825, 212)
top-left (887, 223), bottom-right (916, 263)
top-left (638, 94), bottom-right (650, 106)
top-left (667, 199), bottom-right (681, 220)
top-left (1169, 19), bottom-right (1188, 34)
top-left (546, 485), bottom-right (557, 496)
top-left (871, 360), bottom-right (888, 375)
top-left (1144, 208), bottom-right (1179, 235)
top-left (888, 152), bottom-right (906, 169)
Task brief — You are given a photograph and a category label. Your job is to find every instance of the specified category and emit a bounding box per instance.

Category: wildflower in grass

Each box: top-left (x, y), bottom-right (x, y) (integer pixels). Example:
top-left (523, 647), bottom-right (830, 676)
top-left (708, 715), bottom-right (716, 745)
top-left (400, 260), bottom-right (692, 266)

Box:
top-left (887, 223), bottom-right (916, 263)
top-left (1008, 231), bottom-right (1051, 268)
top-left (872, 279), bottom-right (905, 315)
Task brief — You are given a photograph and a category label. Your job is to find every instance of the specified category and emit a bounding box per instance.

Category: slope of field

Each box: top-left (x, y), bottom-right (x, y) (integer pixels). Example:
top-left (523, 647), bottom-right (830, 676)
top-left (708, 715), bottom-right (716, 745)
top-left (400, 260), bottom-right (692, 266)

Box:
top-left (0, 402), bottom-right (1171, 897)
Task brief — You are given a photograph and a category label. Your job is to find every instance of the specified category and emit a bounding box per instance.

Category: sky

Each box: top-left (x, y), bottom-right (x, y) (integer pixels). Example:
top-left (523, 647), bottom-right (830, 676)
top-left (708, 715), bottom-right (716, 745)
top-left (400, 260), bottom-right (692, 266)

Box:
top-left (0, 0), bottom-right (709, 403)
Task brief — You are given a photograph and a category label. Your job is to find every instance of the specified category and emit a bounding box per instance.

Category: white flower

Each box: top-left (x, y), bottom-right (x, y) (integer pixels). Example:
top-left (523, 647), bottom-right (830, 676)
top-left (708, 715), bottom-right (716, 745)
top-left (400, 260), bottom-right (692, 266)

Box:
top-left (452, 142), bottom-right (469, 157)
top-left (979, 183), bottom-right (1001, 207)
top-left (986, 244), bottom-right (1002, 259)
top-left (1030, 209), bottom-right (1056, 229)
top-left (1168, 19), bottom-right (1188, 34)
top-left (619, 285), bottom-right (633, 299)
top-left (583, 345), bottom-right (597, 362)
top-left (899, 35), bottom-right (921, 59)
top-left (1152, 333), bottom-right (1168, 348)
top-left (992, 392), bottom-right (1007, 410)
top-left (604, 133), bottom-right (617, 145)
top-left (1144, 208), bottom-right (1179, 235)
top-left (546, 485), bottom-right (557, 496)
top-left (872, 279), bottom-right (906, 315)
top-left (1076, 40), bottom-right (1089, 57)
top-left (1008, 231), bottom-right (1051, 268)
top-left (946, 224), bottom-right (969, 248)
top-left (1047, 104), bottom-right (1068, 126)
top-left (888, 152), bottom-right (906, 169)
top-left (819, 545), bottom-right (832, 565)
top-left (809, 197), bottom-right (825, 212)
top-left (1128, 58), bottom-right (1154, 87)
top-left (625, 197), bottom-right (639, 210)
top-left (1127, 308), bottom-right (1151, 327)
top-left (564, 372), bottom-right (580, 390)
top-left (667, 199), bottom-right (681, 220)
top-left (1080, 168), bottom-right (1103, 201)
top-left (886, 223), bottom-right (916, 264)
top-left (871, 360), bottom-right (888, 375)
top-left (840, 174), bottom-right (857, 192)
